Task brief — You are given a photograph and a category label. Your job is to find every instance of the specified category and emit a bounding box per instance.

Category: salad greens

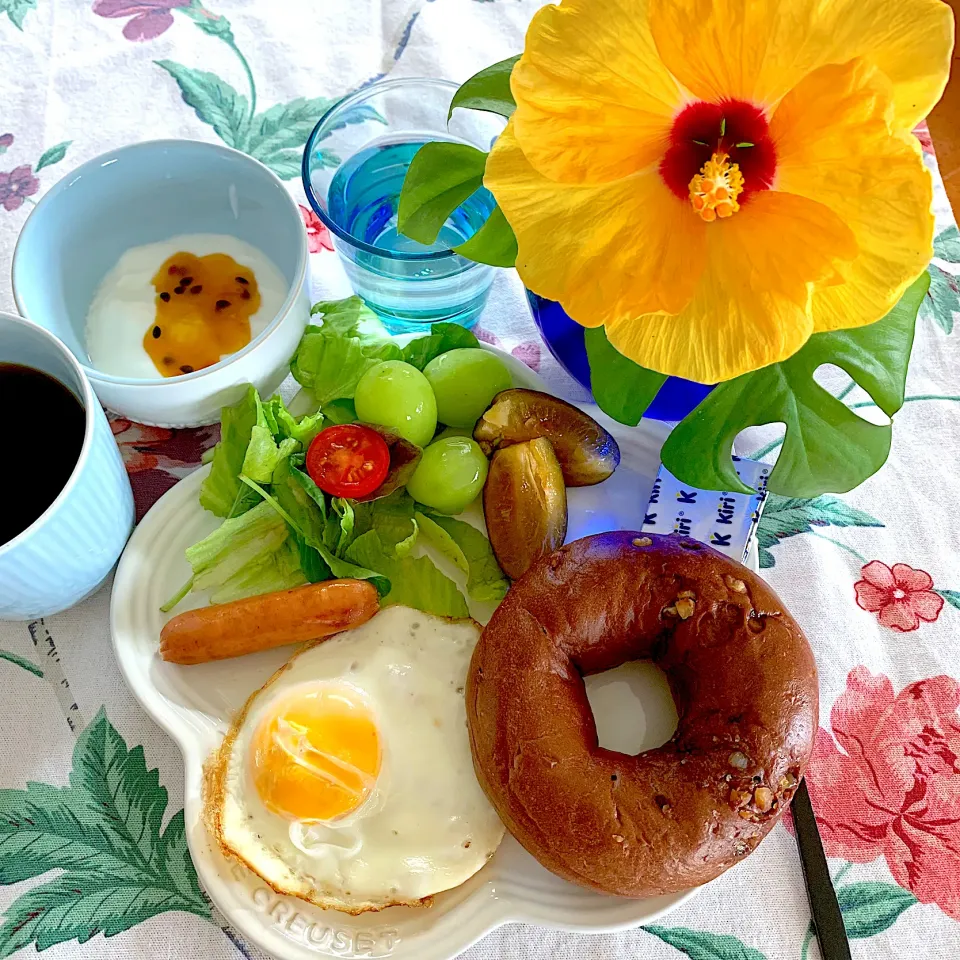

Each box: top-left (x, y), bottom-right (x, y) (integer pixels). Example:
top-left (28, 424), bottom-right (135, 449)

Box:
top-left (345, 531), bottom-right (469, 619)
top-left (290, 297), bottom-right (402, 406)
top-left (416, 511), bottom-right (509, 602)
top-left (199, 386), bottom-right (260, 518)
top-left (291, 295), bottom-right (482, 408)
top-left (399, 323), bottom-right (480, 371)
top-left (166, 298), bottom-right (506, 620)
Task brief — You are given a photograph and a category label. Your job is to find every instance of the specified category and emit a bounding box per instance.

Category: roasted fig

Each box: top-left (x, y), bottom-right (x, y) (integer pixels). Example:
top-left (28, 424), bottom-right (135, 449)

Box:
top-left (483, 437), bottom-right (567, 580)
top-left (473, 388), bottom-right (619, 486)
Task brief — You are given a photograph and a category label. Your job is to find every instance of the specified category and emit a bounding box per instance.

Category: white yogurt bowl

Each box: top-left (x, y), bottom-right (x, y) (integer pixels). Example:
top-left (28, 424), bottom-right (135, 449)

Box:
top-left (12, 139), bottom-right (310, 427)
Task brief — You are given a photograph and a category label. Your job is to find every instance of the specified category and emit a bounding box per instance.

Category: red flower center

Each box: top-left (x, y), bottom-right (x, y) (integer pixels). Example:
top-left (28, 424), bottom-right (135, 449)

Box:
top-left (659, 99), bottom-right (777, 205)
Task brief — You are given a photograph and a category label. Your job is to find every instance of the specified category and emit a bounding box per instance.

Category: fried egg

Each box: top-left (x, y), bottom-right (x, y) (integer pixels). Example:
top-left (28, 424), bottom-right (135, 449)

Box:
top-left (205, 606), bottom-right (504, 913)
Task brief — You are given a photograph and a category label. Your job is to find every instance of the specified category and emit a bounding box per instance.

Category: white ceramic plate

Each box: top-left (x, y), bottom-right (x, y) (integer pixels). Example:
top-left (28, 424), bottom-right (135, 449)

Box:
top-left (111, 346), bottom-right (703, 960)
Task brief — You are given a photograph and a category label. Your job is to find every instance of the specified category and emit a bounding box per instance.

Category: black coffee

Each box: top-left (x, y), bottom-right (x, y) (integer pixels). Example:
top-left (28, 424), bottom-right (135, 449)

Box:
top-left (0, 363), bottom-right (85, 546)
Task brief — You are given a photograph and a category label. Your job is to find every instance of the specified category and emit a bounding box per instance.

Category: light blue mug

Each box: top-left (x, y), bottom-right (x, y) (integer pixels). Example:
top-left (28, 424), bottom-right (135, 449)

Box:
top-left (0, 313), bottom-right (134, 620)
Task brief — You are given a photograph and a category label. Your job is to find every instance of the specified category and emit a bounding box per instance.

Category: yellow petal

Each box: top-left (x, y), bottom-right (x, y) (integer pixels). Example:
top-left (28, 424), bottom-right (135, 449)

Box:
top-left (486, 123), bottom-right (706, 324)
top-left (604, 190), bottom-right (858, 382)
top-left (511, 0), bottom-right (683, 184)
top-left (771, 59), bottom-right (934, 333)
top-left (648, 0), bottom-right (953, 130)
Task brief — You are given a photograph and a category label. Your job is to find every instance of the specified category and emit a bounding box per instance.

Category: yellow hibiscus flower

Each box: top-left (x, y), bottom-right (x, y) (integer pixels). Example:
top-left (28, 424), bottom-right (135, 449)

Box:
top-left (485, 0), bottom-right (953, 383)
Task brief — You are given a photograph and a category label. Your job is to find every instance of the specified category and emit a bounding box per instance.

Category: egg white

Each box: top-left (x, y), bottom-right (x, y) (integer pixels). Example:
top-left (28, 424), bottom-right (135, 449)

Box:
top-left (205, 606), bottom-right (505, 914)
top-left (85, 233), bottom-right (288, 379)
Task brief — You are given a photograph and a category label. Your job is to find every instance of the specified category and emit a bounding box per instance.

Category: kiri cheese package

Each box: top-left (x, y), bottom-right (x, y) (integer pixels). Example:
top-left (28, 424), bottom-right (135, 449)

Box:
top-left (643, 456), bottom-right (770, 562)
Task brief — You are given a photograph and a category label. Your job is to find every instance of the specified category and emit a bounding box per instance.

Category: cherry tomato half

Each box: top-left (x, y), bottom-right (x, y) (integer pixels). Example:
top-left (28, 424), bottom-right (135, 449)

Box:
top-left (306, 424), bottom-right (391, 498)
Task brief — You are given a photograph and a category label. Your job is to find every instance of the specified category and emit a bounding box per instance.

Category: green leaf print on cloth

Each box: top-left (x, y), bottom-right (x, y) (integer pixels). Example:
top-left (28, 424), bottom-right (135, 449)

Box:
top-left (643, 926), bottom-right (767, 959)
top-left (836, 881), bottom-right (918, 938)
top-left (155, 61), bottom-right (251, 149)
top-left (34, 140), bottom-right (71, 172)
top-left (937, 589), bottom-right (960, 610)
top-left (157, 59), bottom-right (378, 180)
top-left (0, 709), bottom-right (208, 956)
top-left (152, 5), bottom-right (382, 181)
top-left (0, 0), bottom-right (36, 31)
top-left (923, 225), bottom-right (960, 334)
top-left (757, 493), bottom-right (884, 568)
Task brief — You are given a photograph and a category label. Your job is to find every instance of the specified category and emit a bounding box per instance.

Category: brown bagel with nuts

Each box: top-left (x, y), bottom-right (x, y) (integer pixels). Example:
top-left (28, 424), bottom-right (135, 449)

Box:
top-left (466, 531), bottom-right (818, 897)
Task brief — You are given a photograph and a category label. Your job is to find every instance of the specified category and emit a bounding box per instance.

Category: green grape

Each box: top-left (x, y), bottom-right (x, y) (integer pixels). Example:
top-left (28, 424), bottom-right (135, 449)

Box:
top-left (354, 360), bottom-right (438, 448)
top-left (406, 436), bottom-right (489, 515)
top-left (422, 349), bottom-right (512, 428)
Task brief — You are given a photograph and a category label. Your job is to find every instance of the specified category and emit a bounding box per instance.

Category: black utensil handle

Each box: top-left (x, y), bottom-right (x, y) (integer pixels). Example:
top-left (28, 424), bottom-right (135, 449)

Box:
top-left (792, 778), bottom-right (852, 960)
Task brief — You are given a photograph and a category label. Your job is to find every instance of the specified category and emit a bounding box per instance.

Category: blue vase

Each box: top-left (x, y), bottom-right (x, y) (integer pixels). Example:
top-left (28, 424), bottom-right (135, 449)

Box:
top-left (525, 292), bottom-right (714, 422)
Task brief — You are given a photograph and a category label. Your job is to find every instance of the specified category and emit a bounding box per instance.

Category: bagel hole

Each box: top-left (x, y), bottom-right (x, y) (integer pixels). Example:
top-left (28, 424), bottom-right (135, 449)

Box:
top-left (584, 661), bottom-right (678, 756)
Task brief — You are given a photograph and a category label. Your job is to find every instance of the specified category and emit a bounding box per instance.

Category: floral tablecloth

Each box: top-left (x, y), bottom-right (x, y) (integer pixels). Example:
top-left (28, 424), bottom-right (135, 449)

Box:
top-left (1, 2), bottom-right (960, 959)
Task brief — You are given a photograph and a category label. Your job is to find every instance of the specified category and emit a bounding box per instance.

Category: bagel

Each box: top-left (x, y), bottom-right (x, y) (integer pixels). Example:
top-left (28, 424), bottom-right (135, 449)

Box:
top-left (466, 531), bottom-right (818, 897)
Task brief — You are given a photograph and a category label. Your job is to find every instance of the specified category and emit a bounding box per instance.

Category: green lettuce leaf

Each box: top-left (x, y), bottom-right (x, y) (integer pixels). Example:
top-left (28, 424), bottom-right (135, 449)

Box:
top-left (321, 399), bottom-right (358, 425)
top-left (177, 500), bottom-right (304, 605)
top-left (401, 322), bottom-right (481, 370)
top-left (345, 531), bottom-right (468, 618)
top-left (290, 298), bottom-right (403, 406)
top-left (289, 466), bottom-right (327, 516)
top-left (307, 297), bottom-right (402, 361)
top-left (415, 512), bottom-right (468, 574)
top-left (268, 398), bottom-right (325, 447)
top-left (354, 489), bottom-right (419, 555)
top-left (209, 537), bottom-right (306, 604)
top-left (290, 327), bottom-right (384, 406)
top-left (329, 497), bottom-right (356, 555)
top-left (242, 427), bottom-right (298, 484)
top-left (309, 296), bottom-right (389, 343)
top-left (199, 386), bottom-right (261, 517)
top-left (419, 511), bottom-right (508, 602)
top-left (271, 460), bottom-right (328, 546)
top-left (267, 463), bottom-right (388, 594)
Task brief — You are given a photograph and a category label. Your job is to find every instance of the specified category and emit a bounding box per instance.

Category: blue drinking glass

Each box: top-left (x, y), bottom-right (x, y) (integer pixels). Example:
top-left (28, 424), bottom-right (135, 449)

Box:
top-left (525, 292), bottom-right (715, 421)
top-left (303, 78), bottom-right (506, 333)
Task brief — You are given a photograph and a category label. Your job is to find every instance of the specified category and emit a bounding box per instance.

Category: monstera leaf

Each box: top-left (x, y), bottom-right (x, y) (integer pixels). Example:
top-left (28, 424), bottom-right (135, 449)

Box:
top-left (659, 273), bottom-right (929, 497)
top-left (0, 710), bottom-right (208, 957)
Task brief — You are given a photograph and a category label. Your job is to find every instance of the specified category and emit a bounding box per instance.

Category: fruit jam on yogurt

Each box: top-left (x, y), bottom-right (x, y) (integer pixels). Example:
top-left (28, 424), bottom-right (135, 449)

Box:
top-left (85, 234), bottom-right (287, 380)
top-left (146, 252), bottom-right (261, 377)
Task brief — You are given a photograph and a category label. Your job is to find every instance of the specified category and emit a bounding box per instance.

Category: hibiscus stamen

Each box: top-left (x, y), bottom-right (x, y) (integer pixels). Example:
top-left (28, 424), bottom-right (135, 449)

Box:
top-left (688, 151), bottom-right (744, 222)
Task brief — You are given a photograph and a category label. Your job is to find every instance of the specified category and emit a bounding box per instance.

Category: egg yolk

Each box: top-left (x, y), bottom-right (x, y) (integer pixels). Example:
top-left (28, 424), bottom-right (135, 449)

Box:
top-left (145, 252), bottom-right (261, 377)
top-left (251, 685), bottom-right (381, 823)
